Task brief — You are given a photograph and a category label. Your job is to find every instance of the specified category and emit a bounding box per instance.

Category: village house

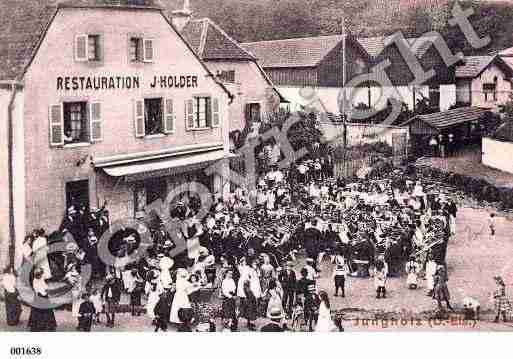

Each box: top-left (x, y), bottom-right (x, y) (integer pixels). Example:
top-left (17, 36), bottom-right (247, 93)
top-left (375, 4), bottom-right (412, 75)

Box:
top-left (241, 33), bottom-right (460, 115)
top-left (455, 55), bottom-right (513, 110)
top-left (0, 0), bottom-right (235, 268)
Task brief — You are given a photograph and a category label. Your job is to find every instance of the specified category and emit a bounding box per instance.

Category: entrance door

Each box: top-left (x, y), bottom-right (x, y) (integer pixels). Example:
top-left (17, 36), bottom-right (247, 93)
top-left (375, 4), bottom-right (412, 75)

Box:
top-left (66, 180), bottom-right (89, 210)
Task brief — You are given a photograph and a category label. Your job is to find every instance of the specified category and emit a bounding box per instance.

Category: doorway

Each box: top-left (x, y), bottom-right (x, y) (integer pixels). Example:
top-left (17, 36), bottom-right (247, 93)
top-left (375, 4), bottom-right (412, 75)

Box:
top-left (66, 180), bottom-right (89, 210)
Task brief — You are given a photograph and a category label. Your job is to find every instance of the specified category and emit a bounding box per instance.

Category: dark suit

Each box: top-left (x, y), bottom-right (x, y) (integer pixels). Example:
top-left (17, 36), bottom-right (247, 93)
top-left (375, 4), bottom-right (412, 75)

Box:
top-left (278, 269), bottom-right (296, 317)
top-left (303, 227), bottom-right (321, 269)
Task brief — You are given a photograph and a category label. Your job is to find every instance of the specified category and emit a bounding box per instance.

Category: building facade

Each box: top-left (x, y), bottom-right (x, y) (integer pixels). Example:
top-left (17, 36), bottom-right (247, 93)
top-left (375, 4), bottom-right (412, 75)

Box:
top-left (176, 13), bottom-right (283, 135)
top-left (455, 56), bottom-right (513, 110)
top-left (0, 1), bottom-right (233, 268)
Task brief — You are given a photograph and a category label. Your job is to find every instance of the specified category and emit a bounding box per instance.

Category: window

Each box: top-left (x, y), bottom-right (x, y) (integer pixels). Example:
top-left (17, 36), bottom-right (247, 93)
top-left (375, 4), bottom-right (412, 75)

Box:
top-left (185, 97), bottom-right (220, 130)
top-left (145, 98), bottom-right (164, 135)
top-left (245, 103), bottom-right (261, 123)
top-left (217, 70), bottom-right (236, 83)
top-left (483, 82), bottom-right (497, 102)
top-left (75, 34), bottom-right (101, 62)
top-left (129, 38), bottom-right (143, 62)
top-left (134, 98), bottom-right (174, 138)
top-left (145, 178), bottom-right (167, 206)
top-left (64, 102), bottom-right (88, 144)
top-left (193, 97), bottom-right (210, 128)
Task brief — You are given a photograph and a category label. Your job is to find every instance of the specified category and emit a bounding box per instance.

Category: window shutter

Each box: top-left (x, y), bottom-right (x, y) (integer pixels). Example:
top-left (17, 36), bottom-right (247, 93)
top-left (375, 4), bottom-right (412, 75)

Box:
top-left (134, 100), bottom-right (145, 137)
top-left (185, 99), bottom-right (194, 130)
top-left (143, 39), bottom-right (154, 62)
top-left (49, 104), bottom-right (64, 147)
top-left (212, 98), bottom-right (220, 128)
top-left (164, 98), bottom-right (175, 134)
top-left (75, 34), bottom-right (88, 62)
top-left (89, 102), bottom-right (102, 142)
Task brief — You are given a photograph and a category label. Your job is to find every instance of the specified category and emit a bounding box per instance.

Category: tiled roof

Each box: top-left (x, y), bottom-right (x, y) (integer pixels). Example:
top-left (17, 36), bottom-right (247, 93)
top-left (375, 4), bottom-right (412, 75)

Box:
top-left (357, 35), bottom-right (439, 59)
top-left (455, 56), bottom-right (495, 78)
top-left (240, 34), bottom-right (437, 69)
top-left (0, 0), bottom-right (161, 81)
top-left (241, 35), bottom-right (345, 68)
top-left (402, 107), bottom-right (491, 130)
top-left (182, 18), bottom-right (255, 61)
top-left (455, 55), bottom-right (513, 79)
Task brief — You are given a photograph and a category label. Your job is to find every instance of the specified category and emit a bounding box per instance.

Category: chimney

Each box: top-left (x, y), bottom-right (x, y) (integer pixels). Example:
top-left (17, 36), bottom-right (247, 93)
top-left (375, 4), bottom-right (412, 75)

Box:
top-left (171, 0), bottom-right (192, 32)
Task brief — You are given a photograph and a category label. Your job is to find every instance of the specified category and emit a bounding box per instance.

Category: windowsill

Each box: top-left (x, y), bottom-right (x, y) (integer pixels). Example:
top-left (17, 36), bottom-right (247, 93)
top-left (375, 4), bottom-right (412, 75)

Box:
top-left (144, 133), bottom-right (166, 139)
top-left (190, 127), bottom-right (213, 131)
top-left (64, 142), bottom-right (90, 148)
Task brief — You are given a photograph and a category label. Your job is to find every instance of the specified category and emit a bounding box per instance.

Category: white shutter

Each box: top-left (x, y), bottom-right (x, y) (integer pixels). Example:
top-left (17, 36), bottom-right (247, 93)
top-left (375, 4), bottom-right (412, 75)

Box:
top-left (212, 98), bottom-right (220, 128)
top-left (164, 98), bottom-right (175, 134)
top-left (185, 99), bottom-right (194, 130)
top-left (134, 100), bottom-right (145, 138)
top-left (89, 102), bottom-right (102, 142)
top-left (49, 104), bottom-right (64, 147)
top-left (143, 39), bottom-right (154, 63)
top-left (75, 34), bottom-right (88, 62)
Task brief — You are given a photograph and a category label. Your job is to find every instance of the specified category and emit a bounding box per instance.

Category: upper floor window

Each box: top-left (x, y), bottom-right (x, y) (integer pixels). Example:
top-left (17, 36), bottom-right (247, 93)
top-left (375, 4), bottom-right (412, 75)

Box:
top-left (129, 37), bottom-right (154, 63)
top-left (483, 77), bottom-right (498, 102)
top-left (75, 34), bottom-right (102, 62)
top-left (134, 98), bottom-right (175, 138)
top-left (185, 96), bottom-right (220, 130)
top-left (217, 70), bottom-right (236, 83)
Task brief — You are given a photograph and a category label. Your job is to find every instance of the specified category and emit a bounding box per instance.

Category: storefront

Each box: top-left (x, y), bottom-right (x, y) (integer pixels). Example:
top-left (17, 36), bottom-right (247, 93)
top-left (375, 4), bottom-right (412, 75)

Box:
top-left (0, 1), bottom-right (233, 267)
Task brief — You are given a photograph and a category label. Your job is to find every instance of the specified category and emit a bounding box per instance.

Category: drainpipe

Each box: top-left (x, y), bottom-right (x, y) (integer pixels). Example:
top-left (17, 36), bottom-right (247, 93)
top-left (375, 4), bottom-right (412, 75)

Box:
top-left (4, 80), bottom-right (21, 268)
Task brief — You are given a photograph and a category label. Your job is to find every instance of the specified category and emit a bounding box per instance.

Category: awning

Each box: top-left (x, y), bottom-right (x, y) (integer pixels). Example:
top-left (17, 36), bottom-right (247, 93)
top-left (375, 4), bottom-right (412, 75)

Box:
top-left (102, 149), bottom-right (229, 183)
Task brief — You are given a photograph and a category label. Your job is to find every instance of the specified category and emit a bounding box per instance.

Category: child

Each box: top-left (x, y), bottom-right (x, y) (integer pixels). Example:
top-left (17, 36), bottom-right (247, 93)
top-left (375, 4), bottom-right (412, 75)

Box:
top-left (291, 298), bottom-right (305, 332)
top-left (489, 213), bottom-right (496, 237)
top-left (77, 293), bottom-right (96, 332)
top-left (89, 288), bottom-right (103, 324)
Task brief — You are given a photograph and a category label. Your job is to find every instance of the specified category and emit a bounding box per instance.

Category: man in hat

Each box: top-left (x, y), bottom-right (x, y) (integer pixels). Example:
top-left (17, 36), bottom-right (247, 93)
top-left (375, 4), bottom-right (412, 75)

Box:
top-left (303, 220), bottom-right (322, 271)
top-left (278, 261), bottom-right (297, 319)
top-left (260, 305), bottom-right (285, 332)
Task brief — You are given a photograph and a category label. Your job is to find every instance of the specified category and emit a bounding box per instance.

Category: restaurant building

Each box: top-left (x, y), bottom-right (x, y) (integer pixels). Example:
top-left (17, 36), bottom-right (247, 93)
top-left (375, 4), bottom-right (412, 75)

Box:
top-left (0, 0), bottom-right (233, 267)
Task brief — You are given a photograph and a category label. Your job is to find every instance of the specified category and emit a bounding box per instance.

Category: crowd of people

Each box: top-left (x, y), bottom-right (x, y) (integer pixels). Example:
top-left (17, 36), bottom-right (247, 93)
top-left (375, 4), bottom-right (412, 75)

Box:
top-left (1, 154), bottom-right (511, 332)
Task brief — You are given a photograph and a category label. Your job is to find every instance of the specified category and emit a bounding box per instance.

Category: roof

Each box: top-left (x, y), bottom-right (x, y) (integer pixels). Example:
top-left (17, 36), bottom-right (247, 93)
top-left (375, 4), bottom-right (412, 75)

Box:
top-left (241, 35), bottom-right (347, 68)
top-left (401, 107), bottom-right (491, 130)
top-left (357, 35), bottom-right (439, 59)
top-left (455, 55), bottom-right (513, 79)
top-left (492, 120), bottom-right (513, 143)
top-left (181, 18), bottom-right (255, 61)
top-left (240, 33), bottom-right (437, 69)
top-left (0, 0), bottom-right (162, 81)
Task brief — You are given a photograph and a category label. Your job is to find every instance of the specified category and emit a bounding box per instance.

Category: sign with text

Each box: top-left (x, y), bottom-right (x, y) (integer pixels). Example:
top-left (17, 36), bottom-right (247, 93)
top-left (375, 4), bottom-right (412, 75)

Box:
top-left (56, 74), bottom-right (200, 91)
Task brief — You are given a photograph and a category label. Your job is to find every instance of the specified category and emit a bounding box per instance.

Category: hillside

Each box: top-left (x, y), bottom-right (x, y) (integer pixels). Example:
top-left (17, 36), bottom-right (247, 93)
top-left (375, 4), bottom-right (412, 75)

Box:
top-left (162, 0), bottom-right (513, 54)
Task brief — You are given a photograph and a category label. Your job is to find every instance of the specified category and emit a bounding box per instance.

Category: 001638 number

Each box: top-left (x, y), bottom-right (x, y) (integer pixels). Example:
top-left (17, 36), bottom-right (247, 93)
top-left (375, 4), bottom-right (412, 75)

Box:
top-left (10, 347), bottom-right (42, 356)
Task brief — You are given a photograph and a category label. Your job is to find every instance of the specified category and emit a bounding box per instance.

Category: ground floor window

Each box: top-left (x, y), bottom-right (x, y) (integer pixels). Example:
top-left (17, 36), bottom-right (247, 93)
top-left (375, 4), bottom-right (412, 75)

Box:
top-left (66, 180), bottom-right (89, 210)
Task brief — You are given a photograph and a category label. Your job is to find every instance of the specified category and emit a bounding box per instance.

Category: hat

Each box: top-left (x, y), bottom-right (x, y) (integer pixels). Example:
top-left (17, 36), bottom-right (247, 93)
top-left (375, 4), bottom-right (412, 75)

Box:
top-left (286, 261), bottom-right (294, 267)
top-left (157, 253), bottom-right (165, 258)
top-left (198, 247), bottom-right (209, 256)
top-left (306, 258), bottom-right (314, 264)
top-left (125, 235), bottom-right (136, 243)
top-left (267, 305), bottom-right (284, 320)
top-left (67, 206), bottom-right (77, 214)
top-left (163, 240), bottom-right (173, 248)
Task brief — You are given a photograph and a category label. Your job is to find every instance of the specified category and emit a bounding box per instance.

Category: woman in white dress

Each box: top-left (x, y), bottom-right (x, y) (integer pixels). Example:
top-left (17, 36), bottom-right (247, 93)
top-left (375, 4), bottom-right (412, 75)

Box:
top-left (169, 268), bottom-right (192, 324)
top-left (315, 291), bottom-right (336, 332)
top-left (145, 271), bottom-right (163, 320)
